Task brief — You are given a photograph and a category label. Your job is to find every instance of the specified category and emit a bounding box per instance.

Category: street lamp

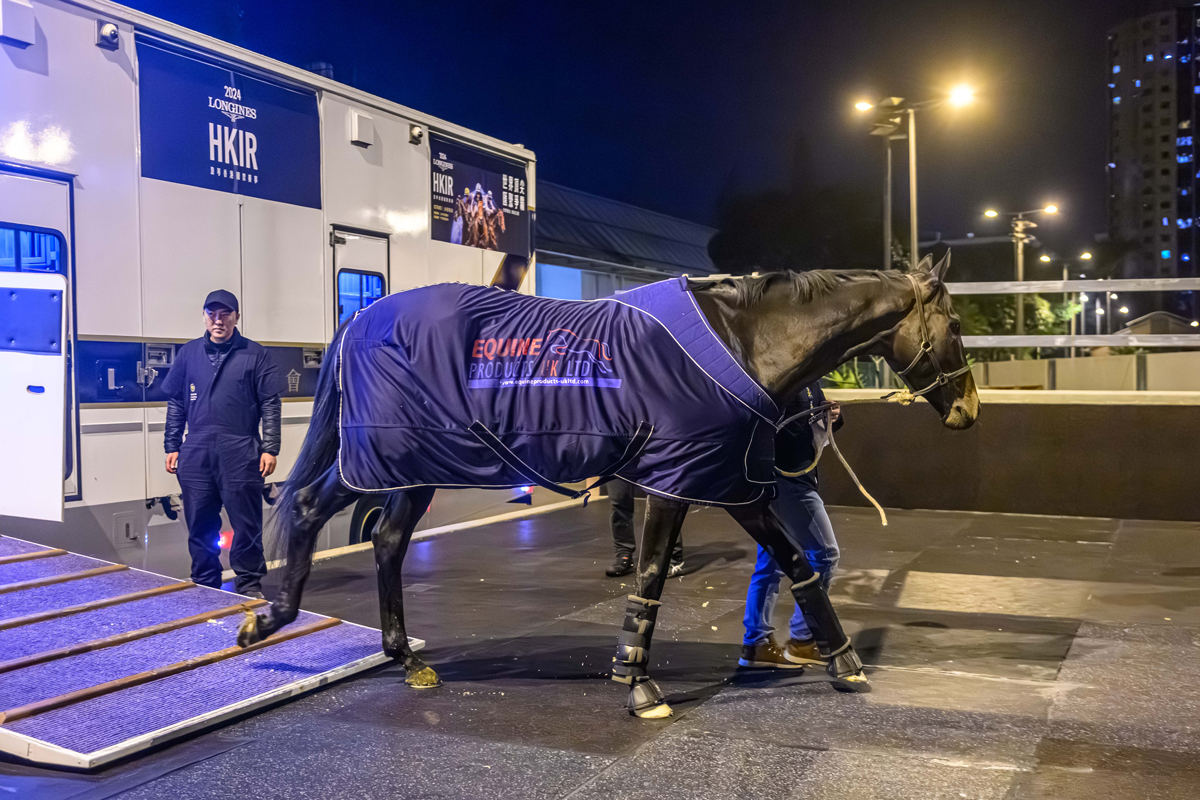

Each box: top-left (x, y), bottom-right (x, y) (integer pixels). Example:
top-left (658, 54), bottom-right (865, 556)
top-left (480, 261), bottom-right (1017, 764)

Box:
top-left (982, 205), bottom-right (1060, 338)
top-left (856, 87), bottom-right (976, 269)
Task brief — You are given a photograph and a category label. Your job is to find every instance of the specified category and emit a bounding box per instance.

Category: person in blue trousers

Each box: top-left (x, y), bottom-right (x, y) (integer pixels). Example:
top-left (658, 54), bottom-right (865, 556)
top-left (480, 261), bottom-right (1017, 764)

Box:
top-left (162, 290), bottom-right (282, 599)
top-left (739, 383), bottom-right (842, 668)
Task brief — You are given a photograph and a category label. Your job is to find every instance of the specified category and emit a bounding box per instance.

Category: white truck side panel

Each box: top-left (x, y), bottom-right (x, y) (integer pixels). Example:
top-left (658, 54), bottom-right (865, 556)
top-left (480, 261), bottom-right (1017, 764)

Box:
top-left (430, 239), bottom-right (485, 286)
top-left (0, 172), bottom-right (70, 235)
top-left (240, 197), bottom-right (324, 344)
top-left (0, 3), bottom-right (141, 337)
top-left (320, 96), bottom-right (431, 321)
top-left (144, 405), bottom-right (179, 499)
top-left (79, 407), bottom-right (146, 505)
top-left (139, 178), bottom-right (240, 339)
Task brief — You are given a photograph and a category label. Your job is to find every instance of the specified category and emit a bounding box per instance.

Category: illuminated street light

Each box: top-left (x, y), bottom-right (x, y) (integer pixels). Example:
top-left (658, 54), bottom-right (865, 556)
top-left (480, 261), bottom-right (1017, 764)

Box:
top-left (1109, 293), bottom-right (1118, 299)
top-left (857, 86), bottom-right (978, 269)
top-left (1192, 320), bottom-right (1199, 327)
top-left (1039, 255), bottom-right (1051, 262)
top-left (1119, 306), bottom-right (1129, 314)
top-left (949, 84), bottom-right (976, 107)
top-left (983, 204), bottom-right (1064, 338)
top-left (1080, 252), bottom-right (1093, 260)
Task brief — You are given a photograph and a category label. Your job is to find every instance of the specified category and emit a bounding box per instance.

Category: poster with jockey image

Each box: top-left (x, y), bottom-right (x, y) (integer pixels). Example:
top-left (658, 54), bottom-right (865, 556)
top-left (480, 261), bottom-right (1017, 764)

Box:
top-left (430, 133), bottom-right (531, 258)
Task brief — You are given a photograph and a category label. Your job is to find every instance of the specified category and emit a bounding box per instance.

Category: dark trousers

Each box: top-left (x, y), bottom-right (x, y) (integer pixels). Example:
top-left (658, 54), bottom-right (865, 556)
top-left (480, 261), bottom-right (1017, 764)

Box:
top-left (177, 438), bottom-right (267, 593)
top-left (610, 479), bottom-right (683, 564)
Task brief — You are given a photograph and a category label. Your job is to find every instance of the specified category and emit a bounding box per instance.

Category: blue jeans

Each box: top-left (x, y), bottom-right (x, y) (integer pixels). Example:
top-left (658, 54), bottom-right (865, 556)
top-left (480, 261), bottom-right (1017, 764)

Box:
top-left (742, 474), bottom-right (840, 645)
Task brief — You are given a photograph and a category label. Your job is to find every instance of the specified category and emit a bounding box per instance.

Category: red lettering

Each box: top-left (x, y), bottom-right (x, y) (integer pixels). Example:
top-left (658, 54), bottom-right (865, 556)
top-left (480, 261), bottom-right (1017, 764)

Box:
top-left (530, 338), bottom-right (542, 356)
top-left (484, 339), bottom-right (498, 360)
top-left (549, 360), bottom-right (558, 376)
top-left (497, 339), bottom-right (510, 357)
top-left (511, 338), bottom-right (521, 356)
top-left (518, 338), bottom-right (530, 356)
top-left (472, 340), bottom-right (484, 358)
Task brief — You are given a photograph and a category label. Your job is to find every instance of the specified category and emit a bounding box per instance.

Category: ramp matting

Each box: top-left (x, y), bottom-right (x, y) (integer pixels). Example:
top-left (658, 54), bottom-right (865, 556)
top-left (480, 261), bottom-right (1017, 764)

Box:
top-left (0, 535), bottom-right (411, 768)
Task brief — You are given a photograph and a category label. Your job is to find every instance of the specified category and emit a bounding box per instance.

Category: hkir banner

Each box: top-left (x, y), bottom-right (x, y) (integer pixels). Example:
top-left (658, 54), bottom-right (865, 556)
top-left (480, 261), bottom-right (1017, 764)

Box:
top-left (136, 35), bottom-right (321, 209)
top-left (430, 133), bottom-right (530, 257)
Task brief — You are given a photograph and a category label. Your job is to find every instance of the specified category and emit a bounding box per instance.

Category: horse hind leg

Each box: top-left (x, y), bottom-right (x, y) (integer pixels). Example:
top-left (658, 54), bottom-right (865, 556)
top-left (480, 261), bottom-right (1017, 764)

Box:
top-left (372, 487), bottom-right (440, 689)
top-left (726, 500), bottom-right (869, 693)
top-left (611, 494), bottom-right (689, 719)
top-left (237, 465), bottom-right (359, 647)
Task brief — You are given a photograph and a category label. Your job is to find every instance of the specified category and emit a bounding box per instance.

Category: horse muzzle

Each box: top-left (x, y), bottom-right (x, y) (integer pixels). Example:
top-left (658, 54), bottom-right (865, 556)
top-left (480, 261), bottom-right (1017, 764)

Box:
top-left (941, 380), bottom-right (979, 430)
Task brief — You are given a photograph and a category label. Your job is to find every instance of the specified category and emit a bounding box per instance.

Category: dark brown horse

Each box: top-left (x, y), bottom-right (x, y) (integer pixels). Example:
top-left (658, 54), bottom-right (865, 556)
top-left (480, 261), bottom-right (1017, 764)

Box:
top-left (238, 254), bottom-right (978, 718)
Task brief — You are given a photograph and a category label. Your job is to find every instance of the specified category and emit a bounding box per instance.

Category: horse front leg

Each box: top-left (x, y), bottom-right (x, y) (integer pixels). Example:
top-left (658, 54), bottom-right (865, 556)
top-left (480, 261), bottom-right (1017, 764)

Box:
top-left (237, 465), bottom-right (359, 646)
top-left (726, 499), bottom-right (870, 693)
top-left (611, 494), bottom-right (689, 718)
top-left (372, 487), bottom-right (440, 689)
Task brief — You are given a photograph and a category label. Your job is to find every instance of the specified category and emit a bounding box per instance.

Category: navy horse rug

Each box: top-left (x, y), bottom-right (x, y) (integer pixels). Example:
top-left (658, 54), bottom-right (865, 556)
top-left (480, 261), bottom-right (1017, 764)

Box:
top-left (336, 279), bottom-right (783, 505)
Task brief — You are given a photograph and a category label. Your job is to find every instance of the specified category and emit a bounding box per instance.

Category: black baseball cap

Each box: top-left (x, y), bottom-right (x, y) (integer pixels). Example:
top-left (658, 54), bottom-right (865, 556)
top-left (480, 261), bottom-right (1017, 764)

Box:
top-left (203, 289), bottom-right (239, 313)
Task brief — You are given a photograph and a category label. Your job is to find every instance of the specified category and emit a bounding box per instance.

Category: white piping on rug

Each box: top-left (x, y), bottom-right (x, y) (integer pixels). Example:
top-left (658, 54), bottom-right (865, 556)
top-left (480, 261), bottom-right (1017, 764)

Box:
top-left (220, 496), bottom-right (591, 581)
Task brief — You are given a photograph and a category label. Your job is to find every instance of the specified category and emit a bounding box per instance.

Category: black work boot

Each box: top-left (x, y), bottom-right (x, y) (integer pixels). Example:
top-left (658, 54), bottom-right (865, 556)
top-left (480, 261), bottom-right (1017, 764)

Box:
top-left (606, 553), bottom-right (634, 577)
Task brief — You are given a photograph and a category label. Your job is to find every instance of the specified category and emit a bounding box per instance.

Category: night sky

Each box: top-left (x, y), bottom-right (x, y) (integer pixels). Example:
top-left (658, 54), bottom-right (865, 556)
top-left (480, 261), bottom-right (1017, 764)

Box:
top-left (127, 0), bottom-right (1171, 255)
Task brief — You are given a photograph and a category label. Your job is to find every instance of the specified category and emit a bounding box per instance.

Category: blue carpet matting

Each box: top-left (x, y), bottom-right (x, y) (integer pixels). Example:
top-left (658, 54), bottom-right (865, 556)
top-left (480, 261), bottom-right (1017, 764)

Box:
top-left (0, 570), bottom-right (177, 619)
top-left (0, 536), bottom-right (388, 766)
top-left (0, 552), bottom-right (106, 585)
top-left (0, 537), bottom-right (49, 557)
top-left (0, 587), bottom-right (242, 660)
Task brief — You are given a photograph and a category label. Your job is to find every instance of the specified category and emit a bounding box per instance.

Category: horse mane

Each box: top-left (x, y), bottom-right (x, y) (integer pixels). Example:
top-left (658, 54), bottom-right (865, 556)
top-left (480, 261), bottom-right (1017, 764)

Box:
top-left (686, 269), bottom-right (908, 307)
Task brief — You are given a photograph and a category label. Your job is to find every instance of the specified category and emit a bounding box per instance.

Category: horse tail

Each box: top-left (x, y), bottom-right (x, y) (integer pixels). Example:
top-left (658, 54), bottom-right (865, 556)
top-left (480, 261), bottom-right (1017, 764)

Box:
top-left (270, 319), bottom-right (351, 560)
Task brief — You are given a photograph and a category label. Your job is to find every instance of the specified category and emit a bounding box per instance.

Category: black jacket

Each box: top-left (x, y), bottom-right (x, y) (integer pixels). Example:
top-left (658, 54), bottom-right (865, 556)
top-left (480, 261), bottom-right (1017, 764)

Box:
top-left (775, 383), bottom-right (843, 476)
top-left (162, 330), bottom-right (282, 457)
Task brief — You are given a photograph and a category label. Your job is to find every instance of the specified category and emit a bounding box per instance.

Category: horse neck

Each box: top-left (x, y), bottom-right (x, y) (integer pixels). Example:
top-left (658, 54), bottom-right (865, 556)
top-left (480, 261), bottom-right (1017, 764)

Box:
top-left (697, 274), bottom-right (915, 407)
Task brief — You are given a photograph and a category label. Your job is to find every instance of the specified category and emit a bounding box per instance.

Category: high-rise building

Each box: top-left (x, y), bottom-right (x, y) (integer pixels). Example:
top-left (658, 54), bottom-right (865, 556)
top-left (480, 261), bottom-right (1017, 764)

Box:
top-left (1107, 6), bottom-right (1200, 281)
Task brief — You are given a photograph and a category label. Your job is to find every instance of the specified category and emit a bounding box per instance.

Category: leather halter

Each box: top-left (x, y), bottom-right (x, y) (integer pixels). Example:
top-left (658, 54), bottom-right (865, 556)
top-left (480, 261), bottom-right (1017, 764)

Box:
top-left (894, 273), bottom-right (973, 401)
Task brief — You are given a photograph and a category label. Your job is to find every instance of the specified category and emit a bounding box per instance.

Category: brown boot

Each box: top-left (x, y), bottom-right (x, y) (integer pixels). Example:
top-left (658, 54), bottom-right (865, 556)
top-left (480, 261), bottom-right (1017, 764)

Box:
top-left (738, 639), bottom-right (805, 669)
top-left (784, 637), bottom-right (829, 666)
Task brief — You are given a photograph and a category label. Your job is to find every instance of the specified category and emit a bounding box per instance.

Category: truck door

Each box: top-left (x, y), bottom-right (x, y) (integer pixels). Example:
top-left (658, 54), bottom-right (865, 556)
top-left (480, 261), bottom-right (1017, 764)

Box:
top-left (0, 169), bottom-right (77, 519)
top-left (332, 228), bottom-right (389, 326)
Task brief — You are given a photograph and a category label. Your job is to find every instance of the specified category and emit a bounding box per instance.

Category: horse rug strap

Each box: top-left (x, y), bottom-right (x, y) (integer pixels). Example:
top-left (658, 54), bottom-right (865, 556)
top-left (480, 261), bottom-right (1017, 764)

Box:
top-left (469, 419), bottom-right (652, 501)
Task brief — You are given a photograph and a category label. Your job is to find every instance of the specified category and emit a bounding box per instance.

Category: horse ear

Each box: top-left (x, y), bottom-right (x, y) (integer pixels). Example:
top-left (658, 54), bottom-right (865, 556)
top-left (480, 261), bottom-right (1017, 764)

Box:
top-left (915, 254), bottom-right (934, 273)
top-left (933, 250), bottom-right (952, 281)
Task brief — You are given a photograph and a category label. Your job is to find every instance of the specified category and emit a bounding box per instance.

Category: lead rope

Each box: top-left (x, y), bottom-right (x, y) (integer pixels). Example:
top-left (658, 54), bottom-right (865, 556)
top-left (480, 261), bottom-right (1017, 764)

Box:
top-left (775, 404), bottom-right (889, 526)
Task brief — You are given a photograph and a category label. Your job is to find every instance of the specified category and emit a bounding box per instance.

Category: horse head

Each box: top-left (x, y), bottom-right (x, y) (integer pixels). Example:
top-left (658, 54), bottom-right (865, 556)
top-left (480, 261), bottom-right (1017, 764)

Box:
top-left (882, 252), bottom-right (979, 430)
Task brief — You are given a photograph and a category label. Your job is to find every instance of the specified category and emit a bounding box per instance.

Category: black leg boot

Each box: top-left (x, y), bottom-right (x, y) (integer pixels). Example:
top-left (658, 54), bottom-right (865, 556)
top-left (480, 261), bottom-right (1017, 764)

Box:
top-left (611, 595), bottom-right (672, 717)
top-left (790, 574), bottom-right (870, 693)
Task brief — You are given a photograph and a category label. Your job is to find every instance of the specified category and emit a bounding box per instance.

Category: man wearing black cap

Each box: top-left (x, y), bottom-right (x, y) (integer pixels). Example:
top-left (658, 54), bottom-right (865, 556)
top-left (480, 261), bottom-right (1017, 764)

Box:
top-left (162, 290), bottom-right (282, 598)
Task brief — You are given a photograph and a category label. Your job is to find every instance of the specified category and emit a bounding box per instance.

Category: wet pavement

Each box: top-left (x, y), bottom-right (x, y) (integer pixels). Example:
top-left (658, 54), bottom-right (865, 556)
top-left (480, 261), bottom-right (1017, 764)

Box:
top-left (4, 501), bottom-right (1200, 799)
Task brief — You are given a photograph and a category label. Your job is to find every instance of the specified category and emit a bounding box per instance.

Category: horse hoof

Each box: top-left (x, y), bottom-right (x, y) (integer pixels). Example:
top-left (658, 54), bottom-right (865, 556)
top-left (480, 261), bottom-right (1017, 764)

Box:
top-left (832, 671), bottom-right (872, 693)
top-left (405, 666), bottom-right (442, 689)
top-left (237, 611), bottom-right (263, 648)
top-left (632, 702), bottom-right (673, 719)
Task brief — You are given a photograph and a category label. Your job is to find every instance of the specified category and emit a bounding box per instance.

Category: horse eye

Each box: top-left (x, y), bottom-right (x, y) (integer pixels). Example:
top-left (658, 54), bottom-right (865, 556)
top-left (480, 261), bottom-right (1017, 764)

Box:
top-left (949, 320), bottom-right (961, 334)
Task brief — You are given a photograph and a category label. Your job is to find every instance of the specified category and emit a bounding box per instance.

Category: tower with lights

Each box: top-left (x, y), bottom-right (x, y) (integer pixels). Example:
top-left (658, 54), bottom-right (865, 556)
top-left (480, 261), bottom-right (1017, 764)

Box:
top-left (1107, 6), bottom-right (1200, 285)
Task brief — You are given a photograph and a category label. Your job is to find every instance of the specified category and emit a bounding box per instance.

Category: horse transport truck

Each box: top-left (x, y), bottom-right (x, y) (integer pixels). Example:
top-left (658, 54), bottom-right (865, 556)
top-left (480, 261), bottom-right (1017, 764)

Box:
top-left (0, 0), bottom-right (540, 577)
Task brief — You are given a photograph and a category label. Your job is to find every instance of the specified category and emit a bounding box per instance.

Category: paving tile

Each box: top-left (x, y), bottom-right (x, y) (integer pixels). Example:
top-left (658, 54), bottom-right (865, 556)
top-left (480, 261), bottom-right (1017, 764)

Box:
top-left (1009, 735), bottom-right (1200, 798)
top-left (1050, 622), bottom-right (1200, 753)
top-left (784, 747), bottom-right (1018, 800)
top-left (113, 720), bottom-right (609, 800)
top-left (566, 728), bottom-right (822, 800)
top-left (897, 572), bottom-right (1095, 618)
top-left (674, 668), bottom-right (1049, 765)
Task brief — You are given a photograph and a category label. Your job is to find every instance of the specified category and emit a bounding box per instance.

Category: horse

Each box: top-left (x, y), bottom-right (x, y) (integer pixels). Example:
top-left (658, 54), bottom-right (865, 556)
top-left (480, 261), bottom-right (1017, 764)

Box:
top-left (237, 253), bottom-right (978, 719)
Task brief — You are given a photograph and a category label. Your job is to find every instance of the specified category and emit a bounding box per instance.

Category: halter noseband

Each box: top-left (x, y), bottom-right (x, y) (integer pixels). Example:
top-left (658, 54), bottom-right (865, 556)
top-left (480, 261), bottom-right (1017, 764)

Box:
top-left (893, 273), bottom-right (973, 401)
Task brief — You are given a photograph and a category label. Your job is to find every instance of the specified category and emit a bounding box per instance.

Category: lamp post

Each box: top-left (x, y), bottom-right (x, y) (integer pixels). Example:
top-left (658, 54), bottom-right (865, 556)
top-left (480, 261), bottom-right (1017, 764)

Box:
top-left (983, 205), bottom-right (1059, 339)
top-left (857, 85), bottom-right (975, 268)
